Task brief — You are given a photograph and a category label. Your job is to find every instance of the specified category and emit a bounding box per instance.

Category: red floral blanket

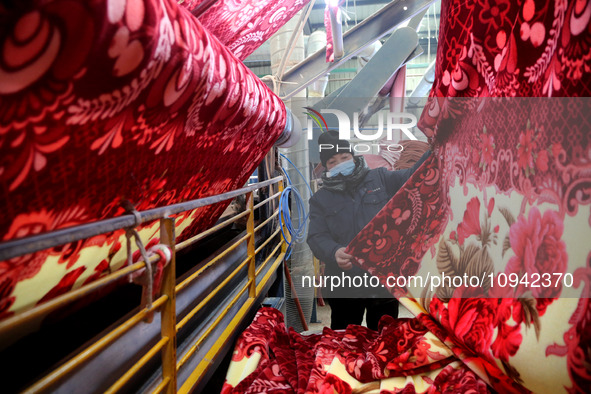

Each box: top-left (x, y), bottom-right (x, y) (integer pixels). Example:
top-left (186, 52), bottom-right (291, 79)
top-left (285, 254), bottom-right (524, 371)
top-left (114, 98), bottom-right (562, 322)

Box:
top-left (223, 307), bottom-right (490, 393)
top-left (344, 0), bottom-right (591, 392)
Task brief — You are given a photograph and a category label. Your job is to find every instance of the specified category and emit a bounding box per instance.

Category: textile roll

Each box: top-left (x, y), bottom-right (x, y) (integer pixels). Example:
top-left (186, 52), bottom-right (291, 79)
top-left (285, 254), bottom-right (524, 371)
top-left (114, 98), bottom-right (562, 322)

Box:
top-left (0, 0), bottom-right (286, 321)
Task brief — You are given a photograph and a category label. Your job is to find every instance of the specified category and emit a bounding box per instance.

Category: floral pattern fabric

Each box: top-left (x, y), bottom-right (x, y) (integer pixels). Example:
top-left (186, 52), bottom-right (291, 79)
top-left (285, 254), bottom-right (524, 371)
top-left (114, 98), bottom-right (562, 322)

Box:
top-left (0, 0), bottom-right (286, 320)
top-left (345, 0), bottom-right (591, 392)
top-left (223, 307), bottom-right (491, 393)
top-left (181, 0), bottom-right (311, 60)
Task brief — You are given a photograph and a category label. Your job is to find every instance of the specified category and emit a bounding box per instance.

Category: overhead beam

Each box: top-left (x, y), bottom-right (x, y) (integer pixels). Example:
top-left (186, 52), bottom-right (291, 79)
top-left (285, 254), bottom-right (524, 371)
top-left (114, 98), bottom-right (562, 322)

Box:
top-left (305, 9), bottom-right (441, 33)
top-left (279, 0), bottom-right (436, 99)
top-left (313, 27), bottom-right (420, 113)
top-left (306, 22), bottom-right (442, 36)
top-left (309, 0), bottom-right (392, 10)
top-left (408, 59), bottom-right (436, 105)
top-left (311, 7), bottom-right (428, 102)
top-left (305, 8), bottom-right (428, 112)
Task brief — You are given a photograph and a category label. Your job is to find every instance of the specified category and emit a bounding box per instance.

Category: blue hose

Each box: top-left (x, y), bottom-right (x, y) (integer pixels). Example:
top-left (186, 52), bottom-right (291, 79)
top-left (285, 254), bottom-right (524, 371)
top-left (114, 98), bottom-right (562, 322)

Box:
top-left (278, 153), bottom-right (313, 259)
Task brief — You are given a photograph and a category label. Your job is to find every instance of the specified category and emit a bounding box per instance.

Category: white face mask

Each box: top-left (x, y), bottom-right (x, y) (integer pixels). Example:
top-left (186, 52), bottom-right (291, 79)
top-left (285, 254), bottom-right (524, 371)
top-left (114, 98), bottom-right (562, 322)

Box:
top-left (328, 159), bottom-right (355, 177)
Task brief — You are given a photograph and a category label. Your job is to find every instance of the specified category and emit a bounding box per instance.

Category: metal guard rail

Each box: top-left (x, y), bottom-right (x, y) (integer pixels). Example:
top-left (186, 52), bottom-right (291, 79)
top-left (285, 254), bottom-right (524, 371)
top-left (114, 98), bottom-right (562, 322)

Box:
top-left (0, 175), bottom-right (289, 394)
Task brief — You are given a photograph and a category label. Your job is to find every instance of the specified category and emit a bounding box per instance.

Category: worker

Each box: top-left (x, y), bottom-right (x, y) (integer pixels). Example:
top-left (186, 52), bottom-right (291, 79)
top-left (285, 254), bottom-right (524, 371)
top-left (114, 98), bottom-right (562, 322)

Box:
top-left (307, 130), bottom-right (430, 330)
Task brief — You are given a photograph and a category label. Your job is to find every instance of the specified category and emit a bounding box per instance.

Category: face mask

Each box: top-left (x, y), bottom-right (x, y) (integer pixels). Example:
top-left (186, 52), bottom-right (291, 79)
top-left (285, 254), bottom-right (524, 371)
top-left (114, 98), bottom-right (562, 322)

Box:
top-left (328, 159), bottom-right (355, 177)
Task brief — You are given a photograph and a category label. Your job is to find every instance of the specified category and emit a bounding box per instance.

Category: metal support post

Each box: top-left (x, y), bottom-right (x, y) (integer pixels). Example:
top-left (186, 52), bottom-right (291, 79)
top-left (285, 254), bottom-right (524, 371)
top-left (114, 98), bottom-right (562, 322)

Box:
top-left (247, 192), bottom-right (256, 297)
top-left (159, 218), bottom-right (177, 394)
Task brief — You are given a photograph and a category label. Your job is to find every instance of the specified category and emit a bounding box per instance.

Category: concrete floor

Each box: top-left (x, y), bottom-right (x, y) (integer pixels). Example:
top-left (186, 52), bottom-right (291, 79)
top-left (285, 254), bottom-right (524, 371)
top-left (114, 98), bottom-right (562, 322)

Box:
top-left (303, 301), bottom-right (414, 334)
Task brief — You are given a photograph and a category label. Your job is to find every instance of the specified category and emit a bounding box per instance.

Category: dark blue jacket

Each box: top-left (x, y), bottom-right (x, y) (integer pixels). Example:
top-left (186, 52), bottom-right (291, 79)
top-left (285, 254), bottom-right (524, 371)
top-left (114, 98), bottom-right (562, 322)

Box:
top-left (307, 151), bottom-right (430, 296)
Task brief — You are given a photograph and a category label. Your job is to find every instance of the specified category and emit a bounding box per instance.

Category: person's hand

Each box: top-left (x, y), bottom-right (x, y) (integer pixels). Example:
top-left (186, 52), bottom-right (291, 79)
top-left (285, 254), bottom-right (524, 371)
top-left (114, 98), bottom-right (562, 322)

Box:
top-left (335, 247), bottom-right (353, 270)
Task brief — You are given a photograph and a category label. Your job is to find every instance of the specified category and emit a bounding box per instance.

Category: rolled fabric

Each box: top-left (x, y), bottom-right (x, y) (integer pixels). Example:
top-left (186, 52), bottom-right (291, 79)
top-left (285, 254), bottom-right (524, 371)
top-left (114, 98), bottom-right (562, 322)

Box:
top-left (0, 0), bottom-right (285, 319)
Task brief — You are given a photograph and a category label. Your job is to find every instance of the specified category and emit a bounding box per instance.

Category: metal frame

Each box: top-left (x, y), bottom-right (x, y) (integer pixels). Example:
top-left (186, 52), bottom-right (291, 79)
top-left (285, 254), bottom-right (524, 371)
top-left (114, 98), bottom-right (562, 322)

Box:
top-left (0, 176), bottom-right (288, 393)
top-left (311, 27), bottom-right (421, 114)
top-left (279, 0), bottom-right (437, 99)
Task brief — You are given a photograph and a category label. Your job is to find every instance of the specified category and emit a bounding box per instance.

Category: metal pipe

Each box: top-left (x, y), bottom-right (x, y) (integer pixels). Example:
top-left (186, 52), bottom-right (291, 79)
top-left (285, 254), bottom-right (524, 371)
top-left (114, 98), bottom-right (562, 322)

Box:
top-left (253, 191), bottom-right (282, 211)
top-left (23, 222), bottom-right (282, 393)
top-left (274, 108), bottom-right (303, 149)
top-left (177, 250), bottom-right (285, 393)
top-left (24, 295), bottom-right (167, 393)
top-left (175, 233), bottom-right (251, 293)
top-left (255, 242), bottom-right (282, 277)
top-left (105, 337), bottom-right (169, 394)
top-left (279, 0), bottom-right (436, 98)
top-left (176, 281), bottom-right (250, 371)
top-left (246, 193), bottom-right (256, 298)
top-left (329, 6), bottom-right (344, 59)
top-left (427, 3), bottom-right (431, 62)
top-left (276, 1), bottom-right (317, 80)
top-left (254, 227), bottom-right (281, 255)
top-left (254, 211), bottom-right (280, 234)
top-left (152, 377), bottom-right (171, 394)
top-left (0, 259), bottom-right (154, 338)
top-left (175, 256), bottom-right (251, 332)
top-left (0, 176), bottom-right (282, 261)
top-left (159, 218), bottom-right (177, 394)
top-left (175, 210), bottom-right (251, 252)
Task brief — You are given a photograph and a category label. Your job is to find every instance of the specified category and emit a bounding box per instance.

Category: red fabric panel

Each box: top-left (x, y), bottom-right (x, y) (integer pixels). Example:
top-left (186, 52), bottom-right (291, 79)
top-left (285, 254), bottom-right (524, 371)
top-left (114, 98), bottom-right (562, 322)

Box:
top-left (419, 0), bottom-right (591, 139)
top-left (345, 0), bottom-right (591, 392)
top-left (182, 0), bottom-right (311, 60)
top-left (0, 0), bottom-right (285, 317)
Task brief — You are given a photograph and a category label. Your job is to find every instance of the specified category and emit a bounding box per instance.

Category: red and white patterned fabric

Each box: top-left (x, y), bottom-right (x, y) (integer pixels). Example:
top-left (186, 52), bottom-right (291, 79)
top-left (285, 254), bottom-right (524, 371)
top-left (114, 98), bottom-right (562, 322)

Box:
top-left (344, 0), bottom-right (591, 392)
top-left (182, 0), bottom-right (311, 60)
top-left (0, 0), bottom-right (286, 320)
top-left (223, 307), bottom-right (490, 393)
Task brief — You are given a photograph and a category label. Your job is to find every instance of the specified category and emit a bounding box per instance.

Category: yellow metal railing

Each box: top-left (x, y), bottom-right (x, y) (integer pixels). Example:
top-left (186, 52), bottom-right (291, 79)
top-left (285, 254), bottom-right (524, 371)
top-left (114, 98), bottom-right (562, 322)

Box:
top-left (178, 181), bottom-right (289, 393)
top-left (0, 177), bottom-right (287, 393)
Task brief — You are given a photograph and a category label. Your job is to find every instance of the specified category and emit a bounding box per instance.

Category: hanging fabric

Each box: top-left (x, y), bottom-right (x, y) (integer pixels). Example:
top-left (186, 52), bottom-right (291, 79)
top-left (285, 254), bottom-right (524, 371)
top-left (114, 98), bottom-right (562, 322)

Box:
top-left (346, 0), bottom-right (591, 392)
top-left (182, 0), bottom-right (311, 60)
top-left (0, 0), bottom-right (286, 319)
